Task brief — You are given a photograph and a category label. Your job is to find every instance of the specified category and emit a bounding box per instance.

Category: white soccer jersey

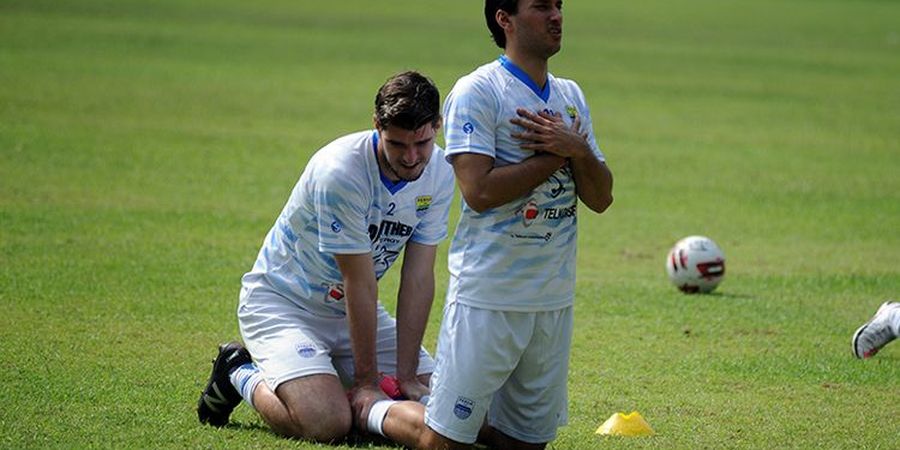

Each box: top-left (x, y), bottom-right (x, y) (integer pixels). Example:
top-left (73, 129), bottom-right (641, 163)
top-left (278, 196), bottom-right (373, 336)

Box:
top-left (241, 130), bottom-right (454, 318)
top-left (444, 56), bottom-right (605, 312)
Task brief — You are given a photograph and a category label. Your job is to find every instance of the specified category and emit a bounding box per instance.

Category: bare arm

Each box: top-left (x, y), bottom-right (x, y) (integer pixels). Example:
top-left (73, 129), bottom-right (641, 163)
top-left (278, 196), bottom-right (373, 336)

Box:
top-left (394, 241), bottom-right (437, 400)
top-left (570, 149), bottom-right (613, 213)
top-left (334, 253), bottom-right (387, 396)
top-left (452, 152), bottom-right (566, 213)
top-left (511, 108), bottom-right (613, 213)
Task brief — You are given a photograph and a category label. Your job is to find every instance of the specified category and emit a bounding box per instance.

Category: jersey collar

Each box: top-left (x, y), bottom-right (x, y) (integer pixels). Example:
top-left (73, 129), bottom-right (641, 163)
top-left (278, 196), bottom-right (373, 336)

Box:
top-left (498, 55), bottom-right (550, 102)
top-left (372, 130), bottom-right (408, 194)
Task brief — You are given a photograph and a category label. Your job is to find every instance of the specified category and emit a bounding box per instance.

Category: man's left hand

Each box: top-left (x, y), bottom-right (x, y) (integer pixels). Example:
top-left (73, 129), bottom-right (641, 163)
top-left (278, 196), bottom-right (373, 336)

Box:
top-left (510, 108), bottom-right (590, 159)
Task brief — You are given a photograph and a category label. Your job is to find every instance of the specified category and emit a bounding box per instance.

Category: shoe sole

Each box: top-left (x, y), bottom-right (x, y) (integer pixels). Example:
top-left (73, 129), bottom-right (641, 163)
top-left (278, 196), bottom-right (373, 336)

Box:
top-left (851, 321), bottom-right (874, 359)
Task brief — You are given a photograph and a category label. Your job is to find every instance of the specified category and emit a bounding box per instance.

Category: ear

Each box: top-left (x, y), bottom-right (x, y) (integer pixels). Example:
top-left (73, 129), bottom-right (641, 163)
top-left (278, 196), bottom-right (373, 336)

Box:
top-left (496, 9), bottom-right (513, 33)
top-left (433, 117), bottom-right (443, 131)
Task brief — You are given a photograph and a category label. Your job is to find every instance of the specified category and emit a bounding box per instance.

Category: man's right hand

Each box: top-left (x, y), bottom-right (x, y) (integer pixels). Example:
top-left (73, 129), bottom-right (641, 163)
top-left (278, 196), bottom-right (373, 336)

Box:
top-left (396, 377), bottom-right (430, 402)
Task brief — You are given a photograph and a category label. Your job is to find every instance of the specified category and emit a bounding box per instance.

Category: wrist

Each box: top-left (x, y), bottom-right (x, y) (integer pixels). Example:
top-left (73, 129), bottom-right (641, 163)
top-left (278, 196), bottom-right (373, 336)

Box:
top-left (569, 142), bottom-right (593, 161)
top-left (354, 371), bottom-right (380, 387)
top-left (395, 371), bottom-right (418, 383)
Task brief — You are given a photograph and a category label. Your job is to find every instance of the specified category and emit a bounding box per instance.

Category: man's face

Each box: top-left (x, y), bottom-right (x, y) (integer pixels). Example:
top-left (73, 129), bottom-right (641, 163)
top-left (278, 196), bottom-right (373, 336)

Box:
top-left (507, 0), bottom-right (563, 58)
top-left (376, 122), bottom-right (438, 182)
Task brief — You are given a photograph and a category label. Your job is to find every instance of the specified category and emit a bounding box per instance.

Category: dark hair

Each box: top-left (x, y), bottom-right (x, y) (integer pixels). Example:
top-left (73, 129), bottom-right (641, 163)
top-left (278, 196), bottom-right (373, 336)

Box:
top-left (374, 71), bottom-right (441, 131)
top-left (485, 0), bottom-right (519, 48)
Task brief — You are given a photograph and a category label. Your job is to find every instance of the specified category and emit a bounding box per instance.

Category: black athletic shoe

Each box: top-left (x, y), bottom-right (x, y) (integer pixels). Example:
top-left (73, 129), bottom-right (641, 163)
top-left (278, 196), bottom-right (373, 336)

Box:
top-left (197, 341), bottom-right (252, 427)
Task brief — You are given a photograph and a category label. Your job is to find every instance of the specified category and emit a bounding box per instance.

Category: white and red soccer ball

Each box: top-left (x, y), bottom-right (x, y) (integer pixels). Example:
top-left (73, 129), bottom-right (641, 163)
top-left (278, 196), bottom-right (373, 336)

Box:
top-left (665, 236), bottom-right (726, 294)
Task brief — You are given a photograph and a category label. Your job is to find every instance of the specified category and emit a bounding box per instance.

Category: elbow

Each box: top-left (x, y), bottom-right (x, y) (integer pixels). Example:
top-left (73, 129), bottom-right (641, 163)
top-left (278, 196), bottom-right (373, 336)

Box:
top-left (465, 198), bottom-right (492, 214)
top-left (460, 190), bottom-right (494, 214)
top-left (587, 193), bottom-right (613, 214)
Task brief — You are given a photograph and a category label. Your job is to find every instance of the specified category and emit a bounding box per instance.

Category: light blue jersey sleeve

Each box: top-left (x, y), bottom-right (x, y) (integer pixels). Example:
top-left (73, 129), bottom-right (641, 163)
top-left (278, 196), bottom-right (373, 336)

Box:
top-left (443, 74), bottom-right (499, 160)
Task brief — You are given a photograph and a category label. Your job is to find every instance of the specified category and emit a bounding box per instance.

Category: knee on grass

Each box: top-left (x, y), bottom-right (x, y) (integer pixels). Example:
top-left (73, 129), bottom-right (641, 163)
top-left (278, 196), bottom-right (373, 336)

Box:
top-left (274, 410), bottom-right (352, 443)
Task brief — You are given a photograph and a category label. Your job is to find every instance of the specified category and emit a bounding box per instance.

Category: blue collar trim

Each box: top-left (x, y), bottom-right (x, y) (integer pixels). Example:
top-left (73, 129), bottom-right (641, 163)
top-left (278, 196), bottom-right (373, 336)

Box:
top-left (373, 131), bottom-right (407, 194)
top-left (498, 55), bottom-right (550, 102)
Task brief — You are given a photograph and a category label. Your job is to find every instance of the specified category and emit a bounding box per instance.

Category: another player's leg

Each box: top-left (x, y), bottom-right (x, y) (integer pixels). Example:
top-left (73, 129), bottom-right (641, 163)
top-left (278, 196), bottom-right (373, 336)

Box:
top-left (354, 396), bottom-right (471, 450)
top-left (197, 341), bottom-right (254, 427)
top-left (420, 302), bottom-right (529, 449)
top-left (852, 301), bottom-right (900, 358)
top-left (483, 306), bottom-right (573, 449)
top-left (353, 372), bottom-right (469, 449)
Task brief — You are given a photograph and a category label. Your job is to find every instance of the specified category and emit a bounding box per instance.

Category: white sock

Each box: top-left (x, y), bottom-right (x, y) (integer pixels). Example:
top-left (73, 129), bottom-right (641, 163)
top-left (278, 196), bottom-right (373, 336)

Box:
top-left (229, 363), bottom-right (264, 409)
top-left (366, 400), bottom-right (398, 437)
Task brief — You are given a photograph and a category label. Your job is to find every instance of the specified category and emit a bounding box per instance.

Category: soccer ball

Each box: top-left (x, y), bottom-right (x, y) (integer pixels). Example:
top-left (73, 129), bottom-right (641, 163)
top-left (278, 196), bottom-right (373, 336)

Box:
top-left (665, 236), bottom-right (726, 294)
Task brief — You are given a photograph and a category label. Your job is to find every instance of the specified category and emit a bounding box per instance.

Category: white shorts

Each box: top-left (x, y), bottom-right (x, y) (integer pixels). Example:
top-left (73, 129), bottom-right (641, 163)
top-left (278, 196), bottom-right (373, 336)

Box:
top-left (424, 301), bottom-right (573, 444)
top-left (237, 285), bottom-right (435, 390)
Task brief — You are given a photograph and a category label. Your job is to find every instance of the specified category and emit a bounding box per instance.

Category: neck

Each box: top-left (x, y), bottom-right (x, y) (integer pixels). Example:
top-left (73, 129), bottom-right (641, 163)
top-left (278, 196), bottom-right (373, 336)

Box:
top-left (376, 143), bottom-right (401, 183)
top-left (503, 49), bottom-right (548, 88)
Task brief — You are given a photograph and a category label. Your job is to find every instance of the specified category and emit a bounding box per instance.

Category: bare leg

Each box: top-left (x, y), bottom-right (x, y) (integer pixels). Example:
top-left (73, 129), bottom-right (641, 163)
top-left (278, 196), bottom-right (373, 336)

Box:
top-left (252, 373), bottom-right (352, 443)
top-left (351, 373), bottom-right (471, 449)
top-left (378, 401), bottom-right (471, 450)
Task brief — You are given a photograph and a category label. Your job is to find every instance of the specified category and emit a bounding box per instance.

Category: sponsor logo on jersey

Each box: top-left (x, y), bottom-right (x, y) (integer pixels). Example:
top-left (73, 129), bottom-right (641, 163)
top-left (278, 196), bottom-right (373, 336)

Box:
top-left (462, 122), bottom-right (475, 134)
top-left (519, 199), bottom-right (539, 227)
top-left (566, 105), bottom-right (578, 119)
top-left (296, 342), bottom-right (317, 358)
top-left (543, 204), bottom-right (577, 220)
top-left (369, 220), bottom-right (413, 242)
top-left (510, 232), bottom-right (553, 242)
top-left (454, 396), bottom-right (474, 420)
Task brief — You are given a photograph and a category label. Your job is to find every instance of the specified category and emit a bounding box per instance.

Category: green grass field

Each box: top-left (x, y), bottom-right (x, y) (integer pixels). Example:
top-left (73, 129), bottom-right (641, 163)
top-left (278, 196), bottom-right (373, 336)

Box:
top-left (2, 0), bottom-right (898, 448)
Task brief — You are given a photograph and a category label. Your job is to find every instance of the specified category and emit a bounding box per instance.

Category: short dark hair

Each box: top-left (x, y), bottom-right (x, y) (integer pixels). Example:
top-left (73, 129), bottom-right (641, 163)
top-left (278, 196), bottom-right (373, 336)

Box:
top-left (374, 71), bottom-right (441, 131)
top-left (485, 0), bottom-right (519, 48)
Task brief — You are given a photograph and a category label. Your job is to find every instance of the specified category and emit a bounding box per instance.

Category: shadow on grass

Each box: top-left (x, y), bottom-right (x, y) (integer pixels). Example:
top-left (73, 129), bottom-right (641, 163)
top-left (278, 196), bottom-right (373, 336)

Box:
top-left (224, 421), bottom-right (403, 448)
top-left (700, 291), bottom-right (757, 300)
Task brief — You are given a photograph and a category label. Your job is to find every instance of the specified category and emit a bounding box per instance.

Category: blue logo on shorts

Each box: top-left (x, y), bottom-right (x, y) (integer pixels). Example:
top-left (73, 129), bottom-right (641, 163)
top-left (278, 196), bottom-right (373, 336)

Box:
top-left (296, 343), bottom-right (316, 358)
top-left (453, 396), bottom-right (474, 420)
top-left (330, 220), bottom-right (343, 233)
top-left (462, 122), bottom-right (474, 134)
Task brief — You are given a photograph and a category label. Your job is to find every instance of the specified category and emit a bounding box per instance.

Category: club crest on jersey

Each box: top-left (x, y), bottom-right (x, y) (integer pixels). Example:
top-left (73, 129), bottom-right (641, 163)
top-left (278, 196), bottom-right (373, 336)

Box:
top-left (323, 283), bottom-right (345, 303)
top-left (415, 195), bottom-right (432, 217)
top-left (330, 219), bottom-right (343, 233)
top-left (566, 105), bottom-right (578, 119)
top-left (518, 199), bottom-right (539, 227)
top-left (453, 396), bottom-right (474, 420)
top-left (295, 342), bottom-right (317, 358)
top-left (462, 122), bottom-right (475, 134)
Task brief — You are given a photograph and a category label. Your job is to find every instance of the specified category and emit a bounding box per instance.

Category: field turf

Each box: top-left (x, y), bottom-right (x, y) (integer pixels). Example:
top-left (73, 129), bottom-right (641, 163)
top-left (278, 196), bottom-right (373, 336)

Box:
top-left (1, 0), bottom-right (898, 448)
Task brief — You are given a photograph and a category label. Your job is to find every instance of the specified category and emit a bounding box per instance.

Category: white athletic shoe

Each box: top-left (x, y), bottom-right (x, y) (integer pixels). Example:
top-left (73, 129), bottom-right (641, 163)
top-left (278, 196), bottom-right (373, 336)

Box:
top-left (852, 301), bottom-right (899, 359)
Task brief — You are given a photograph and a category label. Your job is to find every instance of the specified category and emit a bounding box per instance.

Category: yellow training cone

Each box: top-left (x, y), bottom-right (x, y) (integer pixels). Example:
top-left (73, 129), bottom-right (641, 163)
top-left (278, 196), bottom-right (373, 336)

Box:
top-left (595, 411), bottom-right (655, 436)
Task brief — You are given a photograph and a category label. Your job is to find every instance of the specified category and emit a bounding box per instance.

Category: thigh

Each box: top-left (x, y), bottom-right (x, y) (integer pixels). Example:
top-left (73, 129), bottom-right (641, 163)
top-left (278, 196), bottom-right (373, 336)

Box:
top-left (275, 373), bottom-right (352, 438)
top-left (425, 302), bottom-right (534, 444)
top-left (489, 306), bottom-right (573, 444)
top-left (238, 286), bottom-right (344, 390)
